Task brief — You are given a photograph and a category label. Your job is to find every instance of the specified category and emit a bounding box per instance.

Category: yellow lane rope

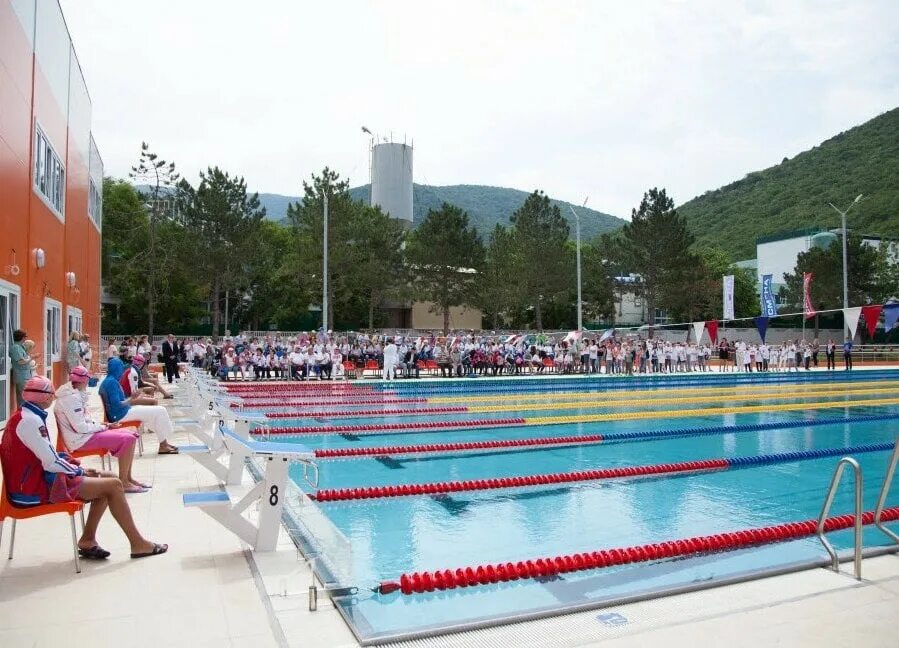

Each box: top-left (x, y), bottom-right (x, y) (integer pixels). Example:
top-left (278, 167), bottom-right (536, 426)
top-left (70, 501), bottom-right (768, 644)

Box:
top-left (430, 379), bottom-right (898, 405)
top-left (465, 386), bottom-right (899, 414)
top-left (523, 396), bottom-right (899, 426)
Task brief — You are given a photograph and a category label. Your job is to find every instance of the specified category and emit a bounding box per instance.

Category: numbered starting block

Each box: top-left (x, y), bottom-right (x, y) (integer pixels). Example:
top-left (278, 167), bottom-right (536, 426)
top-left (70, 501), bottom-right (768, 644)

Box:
top-left (182, 422), bottom-right (317, 552)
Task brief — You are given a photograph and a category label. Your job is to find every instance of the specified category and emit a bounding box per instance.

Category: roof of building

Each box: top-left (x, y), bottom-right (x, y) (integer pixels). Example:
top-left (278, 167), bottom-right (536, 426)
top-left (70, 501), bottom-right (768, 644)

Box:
top-left (756, 227), bottom-right (824, 245)
top-left (734, 258), bottom-right (758, 269)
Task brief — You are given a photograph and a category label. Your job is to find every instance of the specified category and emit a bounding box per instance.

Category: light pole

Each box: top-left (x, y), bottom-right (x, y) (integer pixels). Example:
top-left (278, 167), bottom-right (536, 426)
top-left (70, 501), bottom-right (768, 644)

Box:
top-left (322, 192), bottom-right (329, 330)
top-left (569, 198), bottom-right (588, 331)
top-left (828, 194), bottom-right (862, 337)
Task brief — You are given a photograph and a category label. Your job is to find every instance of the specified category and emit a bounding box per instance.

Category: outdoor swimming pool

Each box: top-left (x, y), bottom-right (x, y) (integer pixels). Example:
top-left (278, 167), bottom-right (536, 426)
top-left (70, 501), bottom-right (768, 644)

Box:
top-left (240, 371), bottom-right (899, 644)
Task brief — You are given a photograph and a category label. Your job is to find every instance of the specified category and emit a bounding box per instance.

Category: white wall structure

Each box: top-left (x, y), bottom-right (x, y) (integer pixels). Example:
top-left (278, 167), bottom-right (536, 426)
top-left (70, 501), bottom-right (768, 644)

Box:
top-left (370, 142), bottom-right (413, 226)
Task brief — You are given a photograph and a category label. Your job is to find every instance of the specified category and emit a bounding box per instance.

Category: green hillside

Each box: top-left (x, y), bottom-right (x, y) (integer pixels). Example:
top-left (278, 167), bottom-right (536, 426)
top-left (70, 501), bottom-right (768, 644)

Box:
top-left (678, 107), bottom-right (899, 259)
top-left (258, 184), bottom-right (625, 240)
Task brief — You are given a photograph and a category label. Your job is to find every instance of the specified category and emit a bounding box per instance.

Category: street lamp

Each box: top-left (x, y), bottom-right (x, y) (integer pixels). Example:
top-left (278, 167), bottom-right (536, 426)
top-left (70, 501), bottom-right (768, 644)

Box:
top-left (828, 194), bottom-right (863, 337)
top-left (569, 197), bottom-right (589, 331)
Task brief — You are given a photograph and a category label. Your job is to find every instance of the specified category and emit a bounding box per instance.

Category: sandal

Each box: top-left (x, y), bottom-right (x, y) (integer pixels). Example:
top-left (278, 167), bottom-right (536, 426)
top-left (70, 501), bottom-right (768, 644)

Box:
top-left (125, 485), bottom-right (148, 494)
top-left (131, 480), bottom-right (152, 489)
top-left (158, 446), bottom-right (179, 455)
top-left (78, 545), bottom-right (111, 560)
top-left (131, 543), bottom-right (168, 559)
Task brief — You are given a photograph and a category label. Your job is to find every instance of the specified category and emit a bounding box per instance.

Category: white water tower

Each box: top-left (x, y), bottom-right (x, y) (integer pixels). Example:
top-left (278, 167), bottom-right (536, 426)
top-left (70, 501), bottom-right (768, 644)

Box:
top-left (370, 141), bottom-right (413, 228)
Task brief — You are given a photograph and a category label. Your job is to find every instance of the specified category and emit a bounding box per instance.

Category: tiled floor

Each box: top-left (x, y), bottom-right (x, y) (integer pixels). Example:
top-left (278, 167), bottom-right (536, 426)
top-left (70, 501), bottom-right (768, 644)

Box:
top-left (2, 375), bottom-right (899, 648)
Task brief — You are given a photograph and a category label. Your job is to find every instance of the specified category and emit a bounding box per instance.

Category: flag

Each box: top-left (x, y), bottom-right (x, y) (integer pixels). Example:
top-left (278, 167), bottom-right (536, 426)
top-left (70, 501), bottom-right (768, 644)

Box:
top-left (884, 303), bottom-right (899, 331)
top-left (861, 304), bottom-right (883, 338)
top-left (754, 316), bottom-right (769, 342)
top-left (598, 328), bottom-right (615, 343)
top-left (705, 320), bottom-right (719, 345)
top-left (564, 330), bottom-right (583, 343)
top-left (692, 321), bottom-right (705, 343)
top-left (722, 275), bottom-right (735, 320)
top-left (761, 274), bottom-right (778, 317)
top-left (843, 307), bottom-right (862, 339)
top-left (803, 272), bottom-right (816, 319)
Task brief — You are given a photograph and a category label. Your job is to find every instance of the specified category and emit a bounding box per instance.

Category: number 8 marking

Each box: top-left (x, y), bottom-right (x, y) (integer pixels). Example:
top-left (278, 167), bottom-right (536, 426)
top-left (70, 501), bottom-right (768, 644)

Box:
top-left (269, 485), bottom-right (279, 506)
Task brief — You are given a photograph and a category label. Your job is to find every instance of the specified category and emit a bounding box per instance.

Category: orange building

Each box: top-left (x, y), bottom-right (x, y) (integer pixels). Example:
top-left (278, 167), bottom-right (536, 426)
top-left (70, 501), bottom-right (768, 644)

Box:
top-left (1, 0), bottom-right (102, 426)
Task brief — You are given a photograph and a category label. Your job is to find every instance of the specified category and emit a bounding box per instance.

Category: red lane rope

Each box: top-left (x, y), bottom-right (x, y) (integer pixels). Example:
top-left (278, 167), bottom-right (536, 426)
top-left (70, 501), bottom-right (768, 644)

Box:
top-left (314, 434), bottom-right (604, 458)
top-left (225, 383), bottom-right (375, 391)
top-left (377, 506), bottom-right (899, 595)
top-left (268, 417), bottom-right (526, 436)
top-left (312, 458), bottom-right (729, 501)
top-left (264, 406), bottom-right (468, 418)
top-left (232, 397), bottom-right (428, 407)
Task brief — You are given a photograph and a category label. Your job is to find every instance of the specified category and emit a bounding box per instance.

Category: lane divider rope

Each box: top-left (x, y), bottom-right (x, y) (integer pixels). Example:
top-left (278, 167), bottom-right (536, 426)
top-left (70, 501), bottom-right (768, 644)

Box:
top-left (310, 442), bottom-right (894, 501)
top-left (310, 413), bottom-right (899, 459)
top-left (376, 505), bottom-right (899, 595)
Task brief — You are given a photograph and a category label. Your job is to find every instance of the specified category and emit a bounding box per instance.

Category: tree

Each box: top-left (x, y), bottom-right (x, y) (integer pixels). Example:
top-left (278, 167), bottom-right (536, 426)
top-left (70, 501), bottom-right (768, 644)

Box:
top-left (405, 203), bottom-right (485, 334)
top-left (351, 204), bottom-right (406, 329)
top-left (178, 167), bottom-right (266, 336)
top-left (580, 237), bottom-right (616, 325)
top-left (620, 188), bottom-right (695, 331)
top-left (477, 224), bottom-right (520, 328)
top-left (509, 191), bottom-right (572, 330)
top-left (129, 142), bottom-right (181, 337)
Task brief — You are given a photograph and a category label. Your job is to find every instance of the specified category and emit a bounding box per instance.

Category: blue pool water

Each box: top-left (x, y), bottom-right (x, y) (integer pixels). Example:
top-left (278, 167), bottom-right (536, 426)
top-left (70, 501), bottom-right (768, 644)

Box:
top-left (258, 371), bottom-right (899, 643)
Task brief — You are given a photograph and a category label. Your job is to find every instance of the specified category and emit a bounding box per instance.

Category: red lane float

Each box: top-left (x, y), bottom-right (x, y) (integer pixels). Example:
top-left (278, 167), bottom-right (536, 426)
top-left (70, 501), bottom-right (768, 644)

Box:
top-left (264, 406), bottom-right (468, 419)
top-left (224, 383), bottom-right (375, 392)
top-left (268, 417), bottom-right (527, 436)
top-left (312, 458), bottom-right (728, 501)
top-left (377, 506), bottom-right (899, 595)
top-left (314, 434), bottom-right (605, 458)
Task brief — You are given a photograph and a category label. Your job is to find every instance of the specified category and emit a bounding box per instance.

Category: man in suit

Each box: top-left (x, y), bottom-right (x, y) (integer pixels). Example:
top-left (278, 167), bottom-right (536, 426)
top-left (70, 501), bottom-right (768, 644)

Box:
top-left (161, 334), bottom-right (179, 384)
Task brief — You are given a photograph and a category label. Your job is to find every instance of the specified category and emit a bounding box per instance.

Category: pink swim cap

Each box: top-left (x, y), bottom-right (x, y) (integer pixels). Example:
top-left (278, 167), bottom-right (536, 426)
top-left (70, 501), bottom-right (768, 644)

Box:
top-left (70, 365), bottom-right (91, 384)
top-left (131, 354), bottom-right (145, 367)
top-left (23, 376), bottom-right (55, 406)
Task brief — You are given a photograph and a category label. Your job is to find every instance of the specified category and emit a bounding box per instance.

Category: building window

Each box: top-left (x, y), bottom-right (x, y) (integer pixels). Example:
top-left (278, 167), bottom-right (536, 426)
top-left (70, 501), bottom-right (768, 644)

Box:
top-left (45, 299), bottom-right (62, 364)
top-left (33, 125), bottom-right (65, 219)
top-left (88, 178), bottom-right (102, 228)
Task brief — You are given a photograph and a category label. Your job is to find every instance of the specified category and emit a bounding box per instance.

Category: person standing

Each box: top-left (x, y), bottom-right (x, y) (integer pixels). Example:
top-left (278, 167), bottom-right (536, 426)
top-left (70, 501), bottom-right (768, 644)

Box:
top-left (826, 339), bottom-right (836, 371)
top-left (382, 338), bottom-right (398, 380)
top-left (66, 330), bottom-right (83, 375)
top-left (9, 329), bottom-right (36, 408)
top-left (161, 334), bottom-right (179, 384)
top-left (843, 338), bottom-right (853, 370)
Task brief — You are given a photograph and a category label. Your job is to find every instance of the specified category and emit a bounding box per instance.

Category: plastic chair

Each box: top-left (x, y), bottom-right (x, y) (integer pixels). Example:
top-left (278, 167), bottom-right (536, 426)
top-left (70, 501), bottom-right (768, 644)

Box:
top-left (364, 359), bottom-right (379, 378)
top-left (342, 361), bottom-right (357, 380)
top-left (99, 390), bottom-right (144, 455)
top-left (54, 410), bottom-right (112, 472)
top-left (0, 481), bottom-right (85, 573)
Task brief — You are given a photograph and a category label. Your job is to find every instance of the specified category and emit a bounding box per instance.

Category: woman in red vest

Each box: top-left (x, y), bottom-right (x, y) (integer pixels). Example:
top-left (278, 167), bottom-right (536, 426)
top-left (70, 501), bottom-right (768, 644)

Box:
top-left (0, 376), bottom-right (167, 560)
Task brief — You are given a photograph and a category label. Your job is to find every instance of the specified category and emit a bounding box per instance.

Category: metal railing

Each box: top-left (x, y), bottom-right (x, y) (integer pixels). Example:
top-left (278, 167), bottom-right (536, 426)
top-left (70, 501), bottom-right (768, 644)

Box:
top-left (874, 437), bottom-right (899, 546)
top-left (817, 457), bottom-right (863, 580)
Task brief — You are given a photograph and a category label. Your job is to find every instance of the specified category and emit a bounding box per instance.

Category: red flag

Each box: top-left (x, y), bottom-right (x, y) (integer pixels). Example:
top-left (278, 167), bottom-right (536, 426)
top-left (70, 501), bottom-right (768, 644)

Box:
top-left (705, 320), bottom-right (719, 345)
top-left (803, 272), bottom-right (816, 319)
top-left (861, 304), bottom-right (883, 338)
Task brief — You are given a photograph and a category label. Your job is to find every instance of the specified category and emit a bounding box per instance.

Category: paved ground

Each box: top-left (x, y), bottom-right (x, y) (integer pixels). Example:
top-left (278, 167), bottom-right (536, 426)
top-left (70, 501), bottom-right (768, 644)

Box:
top-left (1, 374), bottom-right (898, 647)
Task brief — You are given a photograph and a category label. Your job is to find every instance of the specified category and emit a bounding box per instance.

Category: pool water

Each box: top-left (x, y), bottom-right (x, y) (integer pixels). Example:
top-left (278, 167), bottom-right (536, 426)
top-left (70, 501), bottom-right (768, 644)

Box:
top-left (252, 371), bottom-right (899, 643)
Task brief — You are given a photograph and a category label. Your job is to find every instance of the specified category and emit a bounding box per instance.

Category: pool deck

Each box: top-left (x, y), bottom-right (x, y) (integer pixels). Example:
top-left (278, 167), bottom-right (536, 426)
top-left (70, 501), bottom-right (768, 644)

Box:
top-left (1, 368), bottom-right (898, 647)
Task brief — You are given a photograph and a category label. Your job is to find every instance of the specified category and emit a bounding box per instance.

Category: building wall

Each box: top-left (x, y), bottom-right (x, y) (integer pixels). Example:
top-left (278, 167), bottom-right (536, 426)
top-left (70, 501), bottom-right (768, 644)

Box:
top-left (409, 302), bottom-right (483, 330)
top-left (370, 142), bottom-right (413, 225)
top-left (1, 0), bottom-right (102, 425)
top-left (756, 235), bottom-right (813, 284)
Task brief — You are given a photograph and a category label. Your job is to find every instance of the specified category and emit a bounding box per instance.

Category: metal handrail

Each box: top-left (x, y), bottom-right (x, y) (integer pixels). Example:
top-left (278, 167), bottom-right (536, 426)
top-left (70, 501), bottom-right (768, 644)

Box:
top-left (874, 437), bottom-right (899, 546)
top-left (816, 457), bottom-right (863, 580)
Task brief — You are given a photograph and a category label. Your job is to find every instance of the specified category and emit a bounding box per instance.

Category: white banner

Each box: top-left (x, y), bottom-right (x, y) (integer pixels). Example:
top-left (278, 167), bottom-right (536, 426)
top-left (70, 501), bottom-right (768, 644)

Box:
top-left (692, 321), bottom-right (705, 343)
top-left (723, 274), bottom-right (735, 320)
top-left (843, 307), bottom-right (862, 339)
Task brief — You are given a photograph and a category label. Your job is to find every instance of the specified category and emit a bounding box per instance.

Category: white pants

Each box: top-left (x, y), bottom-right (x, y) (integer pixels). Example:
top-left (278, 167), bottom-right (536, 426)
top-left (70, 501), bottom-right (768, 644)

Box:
top-left (383, 361), bottom-right (396, 380)
top-left (121, 405), bottom-right (173, 443)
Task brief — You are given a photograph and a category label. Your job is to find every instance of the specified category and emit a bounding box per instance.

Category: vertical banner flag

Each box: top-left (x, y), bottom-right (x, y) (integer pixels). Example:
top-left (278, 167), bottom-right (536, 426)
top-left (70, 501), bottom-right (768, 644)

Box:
top-left (861, 304), bottom-right (883, 338)
top-left (754, 316), bottom-right (769, 342)
top-left (761, 274), bottom-right (778, 317)
top-left (723, 274), bottom-right (735, 320)
top-left (598, 328), bottom-right (615, 343)
top-left (843, 307), bottom-right (862, 339)
top-left (883, 303), bottom-right (899, 332)
top-left (705, 320), bottom-right (719, 345)
top-left (692, 321), bottom-right (705, 344)
top-left (803, 272), bottom-right (816, 319)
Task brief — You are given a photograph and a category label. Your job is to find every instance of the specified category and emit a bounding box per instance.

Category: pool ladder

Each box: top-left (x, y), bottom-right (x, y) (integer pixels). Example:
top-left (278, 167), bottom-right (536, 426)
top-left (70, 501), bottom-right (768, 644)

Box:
top-left (816, 436), bottom-right (899, 580)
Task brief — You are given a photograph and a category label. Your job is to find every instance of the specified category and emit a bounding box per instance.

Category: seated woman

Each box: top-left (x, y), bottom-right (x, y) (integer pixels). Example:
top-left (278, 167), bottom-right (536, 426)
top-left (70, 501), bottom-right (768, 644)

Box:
top-left (56, 366), bottom-right (148, 493)
top-left (0, 376), bottom-right (166, 559)
top-left (99, 358), bottom-right (179, 455)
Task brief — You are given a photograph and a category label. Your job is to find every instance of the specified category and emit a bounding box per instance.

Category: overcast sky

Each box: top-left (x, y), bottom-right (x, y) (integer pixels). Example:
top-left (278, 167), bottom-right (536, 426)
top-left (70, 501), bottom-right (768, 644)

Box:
top-left (60, 0), bottom-right (899, 218)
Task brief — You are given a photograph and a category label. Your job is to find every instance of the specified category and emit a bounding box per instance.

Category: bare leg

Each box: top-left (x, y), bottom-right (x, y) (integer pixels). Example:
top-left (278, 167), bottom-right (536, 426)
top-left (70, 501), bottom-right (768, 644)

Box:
top-left (78, 495), bottom-right (109, 550)
top-left (77, 477), bottom-right (160, 555)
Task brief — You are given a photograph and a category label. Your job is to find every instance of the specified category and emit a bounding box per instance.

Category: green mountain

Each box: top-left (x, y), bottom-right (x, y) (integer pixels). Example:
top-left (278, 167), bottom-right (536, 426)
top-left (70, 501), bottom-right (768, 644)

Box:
top-left (678, 107), bottom-right (899, 259)
top-left (257, 184), bottom-right (625, 240)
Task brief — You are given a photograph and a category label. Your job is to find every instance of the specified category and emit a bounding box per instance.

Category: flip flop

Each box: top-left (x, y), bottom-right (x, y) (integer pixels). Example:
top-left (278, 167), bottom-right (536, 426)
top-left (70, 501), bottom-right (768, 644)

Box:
top-left (131, 481), bottom-right (152, 489)
top-left (131, 543), bottom-right (168, 559)
top-left (78, 545), bottom-right (111, 560)
top-left (125, 485), bottom-right (148, 494)
top-left (158, 446), bottom-right (179, 455)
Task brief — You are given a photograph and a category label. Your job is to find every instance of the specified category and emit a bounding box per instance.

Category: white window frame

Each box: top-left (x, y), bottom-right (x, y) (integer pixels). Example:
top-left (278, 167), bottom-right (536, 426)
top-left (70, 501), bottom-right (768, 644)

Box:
top-left (32, 121), bottom-right (65, 222)
top-left (44, 297), bottom-right (62, 363)
top-left (88, 176), bottom-right (102, 231)
top-left (0, 280), bottom-right (22, 426)
top-left (67, 306), bottom-right (83, 341)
